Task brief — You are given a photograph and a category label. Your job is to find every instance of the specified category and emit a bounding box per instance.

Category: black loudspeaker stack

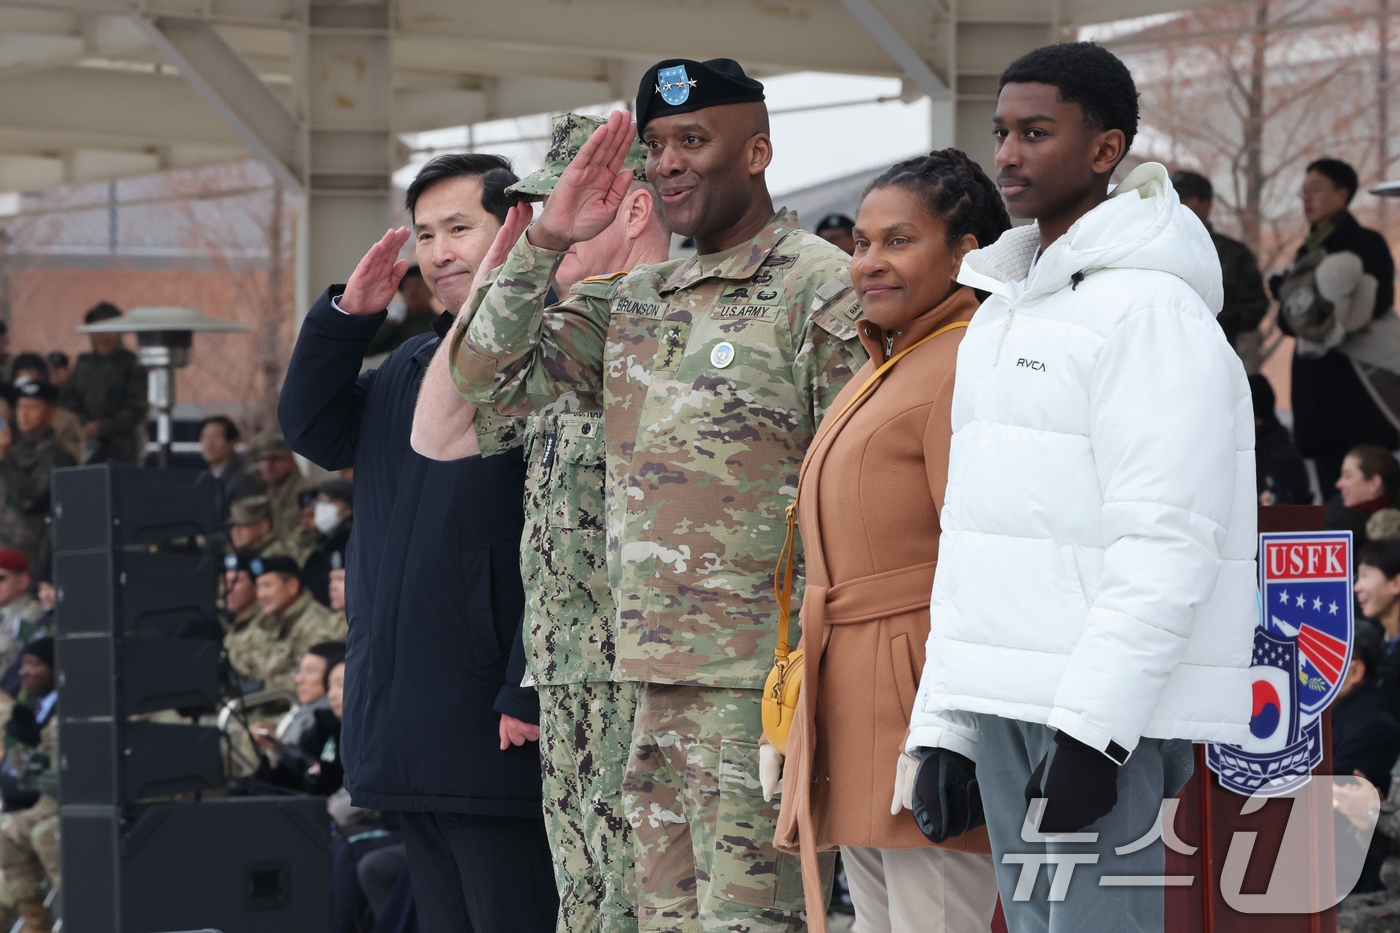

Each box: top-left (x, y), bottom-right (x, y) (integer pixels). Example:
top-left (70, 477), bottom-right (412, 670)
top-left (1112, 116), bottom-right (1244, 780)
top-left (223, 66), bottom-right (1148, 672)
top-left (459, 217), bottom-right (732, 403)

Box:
top-left (54, 465), bottom-right (329, 933)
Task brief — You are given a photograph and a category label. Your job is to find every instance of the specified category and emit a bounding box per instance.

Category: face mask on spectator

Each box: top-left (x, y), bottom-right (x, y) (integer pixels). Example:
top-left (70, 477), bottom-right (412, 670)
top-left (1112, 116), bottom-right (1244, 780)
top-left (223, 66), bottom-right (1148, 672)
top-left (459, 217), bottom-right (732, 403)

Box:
top-left (313, 502), bottom-right (344, 535)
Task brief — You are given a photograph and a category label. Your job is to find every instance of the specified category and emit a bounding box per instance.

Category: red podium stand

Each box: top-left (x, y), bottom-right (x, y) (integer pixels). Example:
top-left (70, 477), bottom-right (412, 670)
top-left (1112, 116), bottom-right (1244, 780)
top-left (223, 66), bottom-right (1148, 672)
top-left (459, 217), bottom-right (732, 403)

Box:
top-left (1165, 505), bottom-right (1337, 933)
top-left (988, 506), bottom-right (1340, 933)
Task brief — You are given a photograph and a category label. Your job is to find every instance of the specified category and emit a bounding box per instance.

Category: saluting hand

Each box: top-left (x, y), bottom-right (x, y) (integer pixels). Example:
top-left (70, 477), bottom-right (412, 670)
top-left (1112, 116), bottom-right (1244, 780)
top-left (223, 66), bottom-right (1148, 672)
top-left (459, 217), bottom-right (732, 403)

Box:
top-left (466, 202), bottom-right (534, 304)
top-left (530, 110), bottom-right (636, 252)
top-left (339, 227), bottom-right (412, 316)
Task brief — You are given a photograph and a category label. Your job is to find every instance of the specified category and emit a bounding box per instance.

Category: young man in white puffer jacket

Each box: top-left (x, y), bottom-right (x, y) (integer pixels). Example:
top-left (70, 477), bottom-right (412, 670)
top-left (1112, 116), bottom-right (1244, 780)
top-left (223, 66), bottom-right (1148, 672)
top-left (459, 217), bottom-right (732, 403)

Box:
top-left (898, 43), bottom-right (1256, 932)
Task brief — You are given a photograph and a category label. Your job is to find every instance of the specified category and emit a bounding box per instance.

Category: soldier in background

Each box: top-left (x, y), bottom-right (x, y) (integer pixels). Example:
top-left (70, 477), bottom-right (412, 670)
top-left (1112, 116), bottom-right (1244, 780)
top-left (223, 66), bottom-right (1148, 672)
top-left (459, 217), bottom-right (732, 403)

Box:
top-left (1171, 170), bottom-right (1270, 370)
top-left (219, 552), bottom-right (264, 638)
top-left (247, 432), bottom-right (312, 543)
top-left (61, 302), bottom-right (148, 465)
top-left (302, 480), bottom-right (353, 607)
top-left (449, 61), bottom-right (866, 932)
top-left (416, 111), bottom-right (669, 933)
top-left (227, 496), bottom-right (291, 560)
top-left (226, 555), bottom-right (344, 693)
top-left (0, 638), bottom-right (59, 933)
top-left (814, 212), bottom-right (857, 255)
top-left (0, 554), bottom-right (42, 681)
top-left (10, 355), bottom-right (80, 463)
top-left (0, 382), bottom-right (75, 562)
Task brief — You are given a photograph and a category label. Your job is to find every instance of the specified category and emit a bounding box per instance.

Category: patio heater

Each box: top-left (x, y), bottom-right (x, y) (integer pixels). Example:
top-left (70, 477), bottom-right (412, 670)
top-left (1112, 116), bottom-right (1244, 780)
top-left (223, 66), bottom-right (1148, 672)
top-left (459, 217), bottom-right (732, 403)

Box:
top-left (75, 307), bottom-right (248, 468)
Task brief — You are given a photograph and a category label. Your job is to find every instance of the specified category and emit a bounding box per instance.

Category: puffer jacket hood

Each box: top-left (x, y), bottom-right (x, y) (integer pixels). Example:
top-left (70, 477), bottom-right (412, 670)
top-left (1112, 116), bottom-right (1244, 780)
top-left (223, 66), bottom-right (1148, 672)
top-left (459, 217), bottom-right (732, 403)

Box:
top-left (907, 162), bottom-right (1257, 763)
top-left (959, 162), bottom-right (1225, 315)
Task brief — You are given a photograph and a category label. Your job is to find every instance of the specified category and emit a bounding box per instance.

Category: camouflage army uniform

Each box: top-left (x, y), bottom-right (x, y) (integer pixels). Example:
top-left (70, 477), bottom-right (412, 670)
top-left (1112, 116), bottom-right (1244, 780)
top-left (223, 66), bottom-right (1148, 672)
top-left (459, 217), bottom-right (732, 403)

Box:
top-left (226, 590), bottom-right (345, 692)
top-left (502, 110), bottom-right (651, 933)
top-left (0, 427), bottom-right (76, 559)
top-left (452, 210), bottom-right (866, 932)
top-left (0, 714), bottom-right (58, 910)
top-left (60, 345), bottom-right (147, 464)
top-left (0, 598), bottom-right (44, 681)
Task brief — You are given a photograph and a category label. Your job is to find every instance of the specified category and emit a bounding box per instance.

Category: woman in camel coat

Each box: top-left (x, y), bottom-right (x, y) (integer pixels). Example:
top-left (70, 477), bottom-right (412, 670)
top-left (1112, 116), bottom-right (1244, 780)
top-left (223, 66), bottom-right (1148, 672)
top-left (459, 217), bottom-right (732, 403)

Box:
top-left (770, 151), bottom-right (1010, 933)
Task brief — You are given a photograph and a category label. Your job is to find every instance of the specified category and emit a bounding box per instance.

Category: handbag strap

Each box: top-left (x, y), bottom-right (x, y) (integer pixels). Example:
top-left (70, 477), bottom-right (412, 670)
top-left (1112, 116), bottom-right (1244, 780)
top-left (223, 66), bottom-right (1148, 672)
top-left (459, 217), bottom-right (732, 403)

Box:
top-left (772, 319), bottom-right (970, 665)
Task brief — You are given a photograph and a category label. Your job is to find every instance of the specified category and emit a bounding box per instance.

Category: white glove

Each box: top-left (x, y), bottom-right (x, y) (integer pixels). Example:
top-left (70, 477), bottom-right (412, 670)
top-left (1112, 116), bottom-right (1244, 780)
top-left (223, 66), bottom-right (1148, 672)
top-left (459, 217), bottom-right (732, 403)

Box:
top-left (760, 742), bottom-right (784, 802)
top-left (890, 749), bottom-right (919, 816)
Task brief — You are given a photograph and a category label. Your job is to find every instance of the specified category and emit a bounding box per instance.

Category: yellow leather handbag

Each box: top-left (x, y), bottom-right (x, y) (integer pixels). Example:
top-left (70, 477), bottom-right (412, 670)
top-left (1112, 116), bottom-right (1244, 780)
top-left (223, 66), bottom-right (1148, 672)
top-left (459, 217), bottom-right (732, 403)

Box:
top-left (762, 320), bottom-right (968, 755)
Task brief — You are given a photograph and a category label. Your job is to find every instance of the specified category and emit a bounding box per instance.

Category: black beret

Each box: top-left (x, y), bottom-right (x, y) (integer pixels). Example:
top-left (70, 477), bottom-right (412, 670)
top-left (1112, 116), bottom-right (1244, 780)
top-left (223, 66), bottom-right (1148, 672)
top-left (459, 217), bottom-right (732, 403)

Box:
top-left (223, 551), bottom-right (257, 575)
top-left (46, 352), bottom-right (68, 369)
top-left (298, 489), bottom-right (317, 509)
top-left (14, 380), bottom-right (57, 403)
top-left (249, 555), bottom-right (301, 579)
top-left (635, 58), bottom-right (765, 139)
top-left (816, 213), bottom-right (855, 233)
top-left (23, 637), bottom-right (53, 670)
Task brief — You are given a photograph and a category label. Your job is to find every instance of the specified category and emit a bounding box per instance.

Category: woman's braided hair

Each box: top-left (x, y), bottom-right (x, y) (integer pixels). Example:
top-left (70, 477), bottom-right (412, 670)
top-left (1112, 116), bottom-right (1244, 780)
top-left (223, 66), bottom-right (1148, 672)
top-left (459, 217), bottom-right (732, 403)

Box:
top-left (862, 148), bottom-right (1011, 249)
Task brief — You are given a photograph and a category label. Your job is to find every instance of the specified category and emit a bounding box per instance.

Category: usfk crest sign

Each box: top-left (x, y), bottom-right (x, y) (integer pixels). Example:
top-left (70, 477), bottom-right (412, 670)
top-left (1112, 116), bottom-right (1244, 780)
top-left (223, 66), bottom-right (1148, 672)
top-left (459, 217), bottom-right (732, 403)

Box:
top-left (1206, 531), bottom-right (1354, 797)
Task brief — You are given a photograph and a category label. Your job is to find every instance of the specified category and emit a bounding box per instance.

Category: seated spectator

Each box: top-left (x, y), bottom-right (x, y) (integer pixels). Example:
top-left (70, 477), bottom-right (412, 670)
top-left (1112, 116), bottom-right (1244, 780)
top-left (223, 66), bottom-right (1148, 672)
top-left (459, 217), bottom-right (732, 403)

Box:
top-left (366, 265), bottom-right (440, 358)
top-left (0, 382), bottom-right (75, 561)
top-left (10, 354), bottom-right (79, 462)
top-left (62, 302), bottom-right (148, 465)
top-left (1252, 374), bottom-right (1313, 505)
top-left (247, 432), bottom-right (312, 543)
top-left (43, 355), bottom-right (67, 391)
top-left (228, 496), bottom-right (291, 559)
top-left (226, 556), bottom-right (344, 692)
top-left (1328, 444), bottom-right (1400, 547)
top-left (303, 480), bottom-right (353, 607)
top-left (1355, 539), bottom-right (1400, 724)
top-left (0, 581), bottom-right (53, 700)
top-left (0, 639), bottom-right (59, 932)
top-left (326, 555), bottom-right (347, 644)
top-left (255, 656), bottom-right (344, 797)
top-left (1332, 622), bottom-right (1400, 893)
top-left (200, 416), bottom-right (261, 527)
top-left (219, 552), bottom-right (262, 638)
top-left (814, 213), bottom-right (856, 255)
top-left (0, 553), bottom-right (42, 679)
top-left (292, 488), bottom-right (319, 563)
top-left (280, 642), bottom-right (346, 751)
top-left (1372, 509), bottom-right (1400, 542)
top-left (1334, 622), bottom-right (1400, 791)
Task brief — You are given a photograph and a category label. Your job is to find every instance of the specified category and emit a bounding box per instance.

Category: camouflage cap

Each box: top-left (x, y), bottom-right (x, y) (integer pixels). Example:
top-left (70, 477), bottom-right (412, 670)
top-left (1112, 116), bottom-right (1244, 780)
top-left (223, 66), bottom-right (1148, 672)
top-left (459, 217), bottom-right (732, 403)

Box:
top-left (229, 495), bottom-right (273, 527)
top-left (1368, 508), bottom-right (1400, 542)
top-left (505, 112), bottom-right (649, 202)
top-left (247, 431), bottom-right (292, 461)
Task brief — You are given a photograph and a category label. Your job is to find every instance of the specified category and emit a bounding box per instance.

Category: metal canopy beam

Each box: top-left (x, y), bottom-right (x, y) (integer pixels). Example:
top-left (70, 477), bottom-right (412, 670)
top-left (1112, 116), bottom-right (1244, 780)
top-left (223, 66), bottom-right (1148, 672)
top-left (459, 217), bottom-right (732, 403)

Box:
top-left (135, 15), bottom-right (302, 194)
top-left (836, 0), bottom-right (948, 100)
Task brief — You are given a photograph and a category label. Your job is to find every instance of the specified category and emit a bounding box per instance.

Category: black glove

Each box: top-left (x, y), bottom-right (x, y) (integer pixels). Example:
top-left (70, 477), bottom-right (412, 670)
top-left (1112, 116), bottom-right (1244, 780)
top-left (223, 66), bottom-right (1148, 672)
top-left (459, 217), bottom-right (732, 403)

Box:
top-left (1024, 731), bottom-right (1119, 835)
top-left (910, 747), bottom-right (985, 843)
top-left (6, 705), bottom-right (40, 748)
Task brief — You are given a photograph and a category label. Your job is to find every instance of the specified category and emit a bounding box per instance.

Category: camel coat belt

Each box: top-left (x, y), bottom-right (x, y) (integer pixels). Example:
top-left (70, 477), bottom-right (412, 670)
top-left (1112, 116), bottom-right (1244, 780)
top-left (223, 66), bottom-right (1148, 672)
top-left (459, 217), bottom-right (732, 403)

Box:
top-left (771, 288), bottom-right (990, 931)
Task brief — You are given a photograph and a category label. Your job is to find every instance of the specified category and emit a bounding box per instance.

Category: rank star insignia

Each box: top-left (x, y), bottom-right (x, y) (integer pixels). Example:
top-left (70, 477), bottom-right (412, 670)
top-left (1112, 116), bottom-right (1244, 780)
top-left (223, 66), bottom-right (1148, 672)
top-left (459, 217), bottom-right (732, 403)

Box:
top-left (656, 65), bottom-right (697, 105)
top-left (710, 342), bottom-right (736, 369)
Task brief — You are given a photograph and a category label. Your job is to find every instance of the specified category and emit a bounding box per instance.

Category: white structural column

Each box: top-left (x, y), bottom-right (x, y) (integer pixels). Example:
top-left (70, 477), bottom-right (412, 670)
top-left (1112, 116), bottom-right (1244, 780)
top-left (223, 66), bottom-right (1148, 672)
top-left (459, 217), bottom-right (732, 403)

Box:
top-left (294, 1), bottom-right (394, 315)
top-left (138, 2), bottom-right (394, 317)
top-left (833, 0), bottom-right (1060, 167)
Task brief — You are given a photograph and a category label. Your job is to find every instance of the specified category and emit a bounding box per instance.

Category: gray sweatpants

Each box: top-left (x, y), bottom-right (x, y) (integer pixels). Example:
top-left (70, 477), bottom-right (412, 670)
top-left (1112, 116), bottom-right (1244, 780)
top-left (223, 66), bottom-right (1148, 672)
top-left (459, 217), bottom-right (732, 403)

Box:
top-left (977, 716), bottom-right (1195, 933)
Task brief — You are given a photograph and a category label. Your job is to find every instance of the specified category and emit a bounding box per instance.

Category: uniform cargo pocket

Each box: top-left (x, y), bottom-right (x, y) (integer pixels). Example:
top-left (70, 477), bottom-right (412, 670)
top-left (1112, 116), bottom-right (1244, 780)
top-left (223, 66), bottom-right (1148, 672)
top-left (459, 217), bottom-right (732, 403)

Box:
top-left (549, 416), bottom-right (606, 531)
top-left (713, 739), bottom-right (810, 911)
